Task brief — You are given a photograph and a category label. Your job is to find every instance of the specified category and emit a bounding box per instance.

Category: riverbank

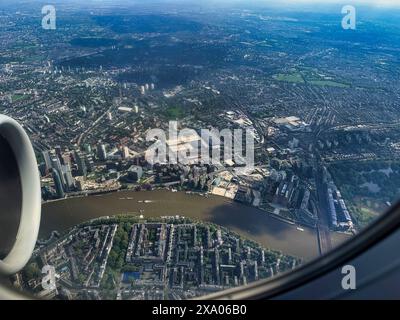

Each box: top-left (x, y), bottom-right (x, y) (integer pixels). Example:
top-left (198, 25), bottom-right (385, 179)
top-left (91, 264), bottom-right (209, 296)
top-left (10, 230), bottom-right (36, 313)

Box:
top-left (41, 190), bottom-right (351, 260)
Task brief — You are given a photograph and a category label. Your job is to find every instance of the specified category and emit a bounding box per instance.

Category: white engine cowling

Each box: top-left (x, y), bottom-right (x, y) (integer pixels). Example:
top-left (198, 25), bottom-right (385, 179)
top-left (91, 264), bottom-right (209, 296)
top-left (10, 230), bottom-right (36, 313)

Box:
top-left (0, 115), bottom-right (41, 276)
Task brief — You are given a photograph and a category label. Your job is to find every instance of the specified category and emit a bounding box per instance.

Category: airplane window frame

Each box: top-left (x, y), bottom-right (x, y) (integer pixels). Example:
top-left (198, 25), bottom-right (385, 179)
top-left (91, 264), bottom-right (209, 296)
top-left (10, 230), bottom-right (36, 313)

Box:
top-left (200, 201), bottom-right (400, 300)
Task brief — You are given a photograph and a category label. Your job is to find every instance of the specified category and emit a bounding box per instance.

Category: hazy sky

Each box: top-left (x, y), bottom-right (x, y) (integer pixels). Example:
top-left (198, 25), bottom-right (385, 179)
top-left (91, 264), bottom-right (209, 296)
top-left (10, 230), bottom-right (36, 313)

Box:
top-left (7, 0), bottom-right (400, 10)
top-left (206, 0), bottom-right (400, 8)
top-left (284, 0), bottom-right (400, 6)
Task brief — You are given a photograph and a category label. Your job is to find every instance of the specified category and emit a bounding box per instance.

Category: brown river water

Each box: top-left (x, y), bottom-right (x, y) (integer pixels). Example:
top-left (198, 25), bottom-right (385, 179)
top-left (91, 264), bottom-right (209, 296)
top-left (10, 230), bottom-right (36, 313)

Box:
top-left (41, 190), bottom-right (350, 260)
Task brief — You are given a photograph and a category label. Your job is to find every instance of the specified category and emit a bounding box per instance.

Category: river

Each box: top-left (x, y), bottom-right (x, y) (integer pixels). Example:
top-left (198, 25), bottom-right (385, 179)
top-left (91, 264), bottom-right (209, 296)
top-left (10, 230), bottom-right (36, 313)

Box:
top-left (41, 190), bottom-right (350, 260)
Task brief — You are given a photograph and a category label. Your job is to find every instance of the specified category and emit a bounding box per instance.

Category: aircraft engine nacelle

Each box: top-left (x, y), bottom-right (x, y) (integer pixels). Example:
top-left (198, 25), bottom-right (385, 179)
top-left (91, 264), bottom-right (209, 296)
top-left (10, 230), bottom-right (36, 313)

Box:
top-left (0, 115), bottom-right (41, 276)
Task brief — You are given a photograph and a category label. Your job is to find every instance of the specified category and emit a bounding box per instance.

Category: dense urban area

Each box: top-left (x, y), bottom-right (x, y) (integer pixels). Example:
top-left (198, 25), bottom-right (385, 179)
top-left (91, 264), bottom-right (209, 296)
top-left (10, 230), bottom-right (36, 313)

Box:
top-left (2, 1), bottom-right (400, 299)
top-left (16, 216), bottom-right (300, 300)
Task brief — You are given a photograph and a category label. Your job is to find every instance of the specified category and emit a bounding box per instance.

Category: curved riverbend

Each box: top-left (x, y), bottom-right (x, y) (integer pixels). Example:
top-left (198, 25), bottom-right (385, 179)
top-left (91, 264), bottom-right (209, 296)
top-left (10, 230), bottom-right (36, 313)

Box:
top-left (41, 190), bottom-right (349, 260)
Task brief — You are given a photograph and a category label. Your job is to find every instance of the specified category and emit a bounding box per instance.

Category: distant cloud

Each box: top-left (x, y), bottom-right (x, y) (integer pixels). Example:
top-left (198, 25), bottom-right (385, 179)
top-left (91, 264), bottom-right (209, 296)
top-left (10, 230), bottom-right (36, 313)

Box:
top-left (280, 0), bottom-right (400, 7)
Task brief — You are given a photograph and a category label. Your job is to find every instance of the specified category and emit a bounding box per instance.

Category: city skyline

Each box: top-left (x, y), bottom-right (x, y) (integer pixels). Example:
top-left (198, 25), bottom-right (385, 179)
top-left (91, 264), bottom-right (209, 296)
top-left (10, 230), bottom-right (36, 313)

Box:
top-left (1, 0), bottom-right (399, 299)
